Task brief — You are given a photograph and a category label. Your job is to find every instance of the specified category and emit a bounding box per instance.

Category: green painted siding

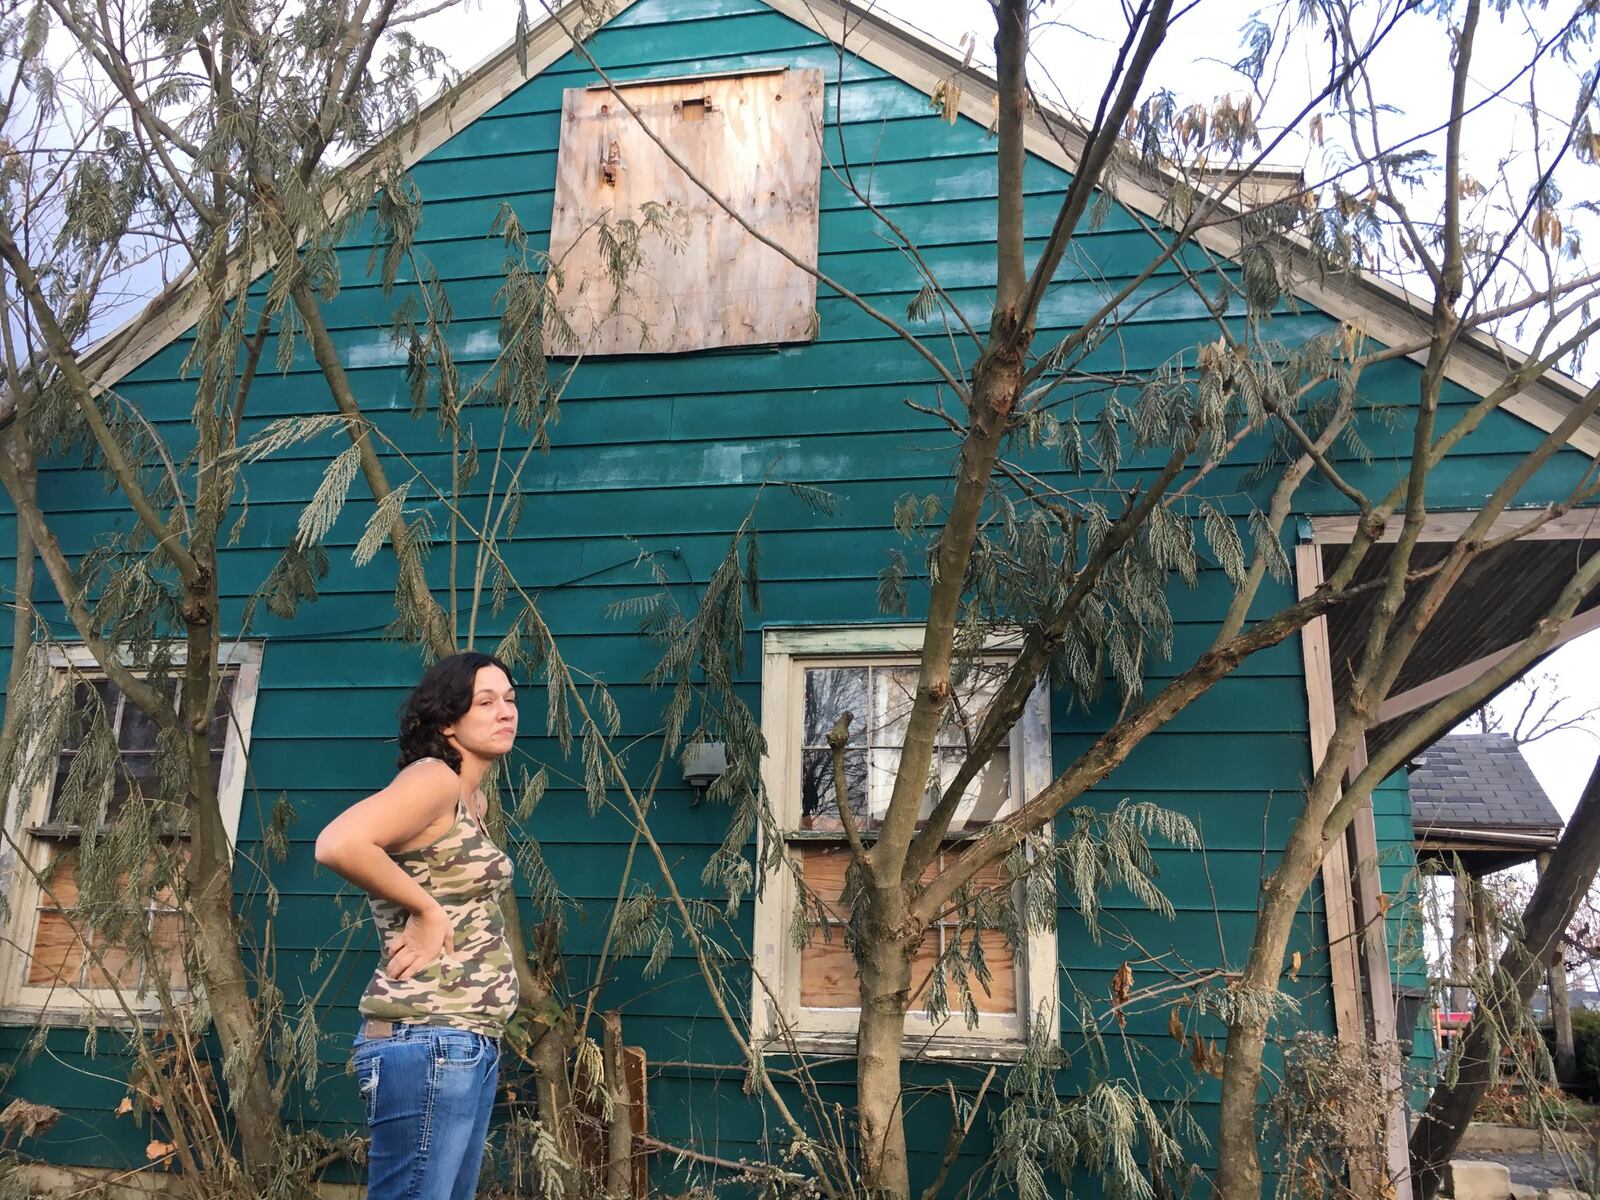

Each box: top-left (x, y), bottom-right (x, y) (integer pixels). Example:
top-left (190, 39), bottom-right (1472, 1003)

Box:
top-left (0, 0), bottom-right (1590, 1189)
top-left (1371, 768), bottom-right (1437, 1103)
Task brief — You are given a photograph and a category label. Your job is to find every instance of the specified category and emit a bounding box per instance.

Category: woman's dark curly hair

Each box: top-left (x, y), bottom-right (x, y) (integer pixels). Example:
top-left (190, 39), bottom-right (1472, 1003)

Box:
top-left (397, 651), bottom-right (516, 772)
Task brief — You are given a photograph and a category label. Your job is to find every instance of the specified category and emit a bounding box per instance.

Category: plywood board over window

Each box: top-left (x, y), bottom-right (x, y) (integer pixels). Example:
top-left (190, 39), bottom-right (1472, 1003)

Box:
top-left (545, 68), bottom-right (824, 356)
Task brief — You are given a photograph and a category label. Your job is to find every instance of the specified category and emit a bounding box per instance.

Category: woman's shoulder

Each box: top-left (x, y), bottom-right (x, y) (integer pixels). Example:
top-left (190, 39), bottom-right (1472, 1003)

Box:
top-left (392, 758), bottom-right (462, 808)
top-left (403, 755), bottom-right (453, 772)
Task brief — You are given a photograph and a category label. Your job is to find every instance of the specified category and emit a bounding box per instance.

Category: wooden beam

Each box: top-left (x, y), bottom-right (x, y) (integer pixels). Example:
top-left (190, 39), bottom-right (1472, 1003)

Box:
top-left (1375, 604), bottom-right (1600, 723)
top-left (1297, 545), bottom-right (1413, 1200)
top-left (1298, 545), bottom-right (1369, 1044)
top-left (1310, 509), bottom-right (1600, 545)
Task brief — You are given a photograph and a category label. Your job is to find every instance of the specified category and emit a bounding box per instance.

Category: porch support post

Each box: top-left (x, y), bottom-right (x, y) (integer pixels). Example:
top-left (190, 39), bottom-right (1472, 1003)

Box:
top-left (1296, 544), bottom-right (1412, 1199)
top-left (1537, 853), bottom-right (1577, 1081)
top-left (1450, 874), bottom-right (1476, 1014)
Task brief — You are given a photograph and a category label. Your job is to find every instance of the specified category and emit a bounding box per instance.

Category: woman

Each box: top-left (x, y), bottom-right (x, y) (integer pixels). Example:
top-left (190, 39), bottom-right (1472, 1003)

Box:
top-left (314, 651), bottom-right (521, 1200)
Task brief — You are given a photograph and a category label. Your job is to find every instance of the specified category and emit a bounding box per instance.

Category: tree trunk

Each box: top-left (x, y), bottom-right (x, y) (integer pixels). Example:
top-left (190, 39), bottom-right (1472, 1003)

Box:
top-left (0, 441), bottom-right (36, 805)
top-left (856, 927), bottom-right (914, 1200)
top-left (1216, 758), bottom-right (1354, 1200)
top-left (1410, 755), bottom-right (1600, 1200)
top-left (183, 575), bottom-right (284, 1178)
top-left (1216, 859), bottom-right (1318, 1198)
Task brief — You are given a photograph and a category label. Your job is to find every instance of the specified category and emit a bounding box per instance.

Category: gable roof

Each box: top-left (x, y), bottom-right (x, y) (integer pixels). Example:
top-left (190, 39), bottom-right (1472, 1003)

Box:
top-left (1409, 732), bottom-right (1563, 837)
top-left (61, 0), bottom-right (1600, 458)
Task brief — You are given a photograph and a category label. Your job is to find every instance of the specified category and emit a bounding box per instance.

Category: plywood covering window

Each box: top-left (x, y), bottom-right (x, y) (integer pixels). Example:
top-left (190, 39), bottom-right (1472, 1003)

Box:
top-left (545, 67), bottom-right (824, 356)
top-left (0, 643), bottom-right (261, 1022)
top-left (753, 627), bottom-right (1058, 1060)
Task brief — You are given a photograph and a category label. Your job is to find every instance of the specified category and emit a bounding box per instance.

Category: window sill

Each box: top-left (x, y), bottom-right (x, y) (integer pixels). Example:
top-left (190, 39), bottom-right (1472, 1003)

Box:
top-left (762, 1029), bottom-right (1032, 1064)
top-left (0, 1002), bottom-right (190, 1030)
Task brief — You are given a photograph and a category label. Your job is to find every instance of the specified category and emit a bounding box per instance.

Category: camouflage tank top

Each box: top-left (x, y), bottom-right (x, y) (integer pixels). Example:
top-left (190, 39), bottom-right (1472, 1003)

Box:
top-left (357, 765), bottom-right (519, 1037)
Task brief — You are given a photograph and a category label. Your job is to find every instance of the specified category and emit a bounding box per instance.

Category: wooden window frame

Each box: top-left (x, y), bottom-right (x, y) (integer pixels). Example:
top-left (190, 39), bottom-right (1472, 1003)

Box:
top-left (0, 641), bottom-right (263, 1025)
top-left (752, 625), bottom-right (1058, 1062)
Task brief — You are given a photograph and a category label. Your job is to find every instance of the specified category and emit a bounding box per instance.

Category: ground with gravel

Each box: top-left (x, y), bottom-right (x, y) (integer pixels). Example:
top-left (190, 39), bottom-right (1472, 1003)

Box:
top-left (1482, 1149), bottom-right (1595, 1192)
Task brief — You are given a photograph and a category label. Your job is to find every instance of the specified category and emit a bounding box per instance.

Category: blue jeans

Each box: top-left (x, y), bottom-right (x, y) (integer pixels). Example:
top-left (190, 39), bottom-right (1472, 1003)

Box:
top-left (352, 1025), bottom-right (500, 1200)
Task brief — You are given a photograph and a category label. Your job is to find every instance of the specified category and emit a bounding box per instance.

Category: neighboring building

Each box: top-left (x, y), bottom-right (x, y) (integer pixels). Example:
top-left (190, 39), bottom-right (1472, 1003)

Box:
top-left (1, 0), bottom-right (1598, 1194)
top-left (1409, 732), bottom-right (1565, 1072)
top-left (1411, 732), bottom-right (1564, 873)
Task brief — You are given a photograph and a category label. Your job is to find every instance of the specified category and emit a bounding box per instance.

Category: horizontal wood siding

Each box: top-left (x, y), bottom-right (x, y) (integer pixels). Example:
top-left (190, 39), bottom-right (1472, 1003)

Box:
top-left (1370, 767), bottom-right (1438, 1102)
top-left (0, 0), bottom-right (1589, 1187)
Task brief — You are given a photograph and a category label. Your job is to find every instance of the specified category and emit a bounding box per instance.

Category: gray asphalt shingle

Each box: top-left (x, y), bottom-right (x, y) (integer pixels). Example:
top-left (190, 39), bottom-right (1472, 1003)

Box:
top-left (1409, 732), bottom-right (1563, 834)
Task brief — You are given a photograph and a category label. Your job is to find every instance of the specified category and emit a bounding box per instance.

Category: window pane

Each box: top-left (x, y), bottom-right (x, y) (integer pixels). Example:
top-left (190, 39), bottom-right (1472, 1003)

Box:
top-left (803, 667), bottom-right (867, 747)
top-left (873, 666), bottom-right (919, 748)
top-left (208, 685), bottom-right (232, 751)
top-left (27, 848), bottom-right (84, 988)
top-left (860, 664), bottom-right (1014, 828)
top-left (148, 913), bottom-right (187, 990)
top-left (916, 851), bottom-right (1017, 1015)
top-left (909, 928), bottom-right (1016, 1015)
top-left (798, 846), bottom-right (857, 1009)
top-left (23, 842), bottom-right (189, 995)
top-left (800, 747), bottom-right (869, 831)
top-left (937, 748), bottom-right (1012, 832)
top-left (938, 665), bottom-right (1008, 748)
top-left (105, 753), bottom-right (158, 823)
top-left (83, 939), bottom-right (144, 990)
top-left (118, 695), bottom-right (161, 753)
top-left (37, 845), bottom-right (81, 907)
top-left (48, 761), bottom-right (73, 825)
top-left (60, 681), bottom-right (114, 750)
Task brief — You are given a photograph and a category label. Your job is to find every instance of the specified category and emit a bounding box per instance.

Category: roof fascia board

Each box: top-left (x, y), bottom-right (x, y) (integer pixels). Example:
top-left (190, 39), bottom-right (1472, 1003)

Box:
top-left (1415, 827), bottom-right (1562, 846)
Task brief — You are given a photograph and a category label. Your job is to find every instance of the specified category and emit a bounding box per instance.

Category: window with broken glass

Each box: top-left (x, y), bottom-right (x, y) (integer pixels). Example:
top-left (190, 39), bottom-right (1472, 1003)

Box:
top-left (753, 630), bottom-right (1055, 1055)
top-left (0, 648), bottom-right (257, 1018)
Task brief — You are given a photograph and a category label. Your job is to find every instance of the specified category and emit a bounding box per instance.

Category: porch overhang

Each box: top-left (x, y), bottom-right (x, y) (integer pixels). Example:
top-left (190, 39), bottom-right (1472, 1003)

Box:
top-left (1311, 510), bottom-right (1600, 762)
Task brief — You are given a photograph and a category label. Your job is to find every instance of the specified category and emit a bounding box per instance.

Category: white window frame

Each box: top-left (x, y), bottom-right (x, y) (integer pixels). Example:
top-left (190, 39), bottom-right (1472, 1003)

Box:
top-left (0, 641), bottom-right (263, 1025)
top-left (752, 625), bottom-right (1058, 1062)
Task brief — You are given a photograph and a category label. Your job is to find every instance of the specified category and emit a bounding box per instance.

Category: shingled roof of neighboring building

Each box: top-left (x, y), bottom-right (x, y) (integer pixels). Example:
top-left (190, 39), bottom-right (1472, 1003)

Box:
top-left (1409, 732), bottom-right (1564, 836)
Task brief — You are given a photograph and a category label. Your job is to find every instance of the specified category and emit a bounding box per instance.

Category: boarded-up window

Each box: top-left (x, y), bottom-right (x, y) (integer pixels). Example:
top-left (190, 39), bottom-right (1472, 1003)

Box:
top-left (791, 660), bottom-right (1021, 1023)
top-left (23, 675), bottom-right (231, 994)
top-left (0, 646), bottom-right (261, 1018)
top-left (545, 68), bottom-right (824, 356)
top-left (798, 844), bottom-right (1016, 1015)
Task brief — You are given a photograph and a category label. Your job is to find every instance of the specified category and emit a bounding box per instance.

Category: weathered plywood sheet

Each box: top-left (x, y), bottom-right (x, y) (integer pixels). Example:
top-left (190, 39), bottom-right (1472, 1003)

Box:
top-left (546, 69), bottom-right (823, 355)
top-left (796, 845), bottom-right (1017, 1015)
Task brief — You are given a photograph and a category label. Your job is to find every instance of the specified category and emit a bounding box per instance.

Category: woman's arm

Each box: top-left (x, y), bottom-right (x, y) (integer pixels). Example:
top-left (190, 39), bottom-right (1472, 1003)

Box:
top-left (314, 760), bottom-right (460, 979)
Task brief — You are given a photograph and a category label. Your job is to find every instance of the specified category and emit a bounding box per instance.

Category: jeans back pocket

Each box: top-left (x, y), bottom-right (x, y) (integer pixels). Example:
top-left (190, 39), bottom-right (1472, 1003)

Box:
top-left (357, 1055), bottom-right (381, 1125)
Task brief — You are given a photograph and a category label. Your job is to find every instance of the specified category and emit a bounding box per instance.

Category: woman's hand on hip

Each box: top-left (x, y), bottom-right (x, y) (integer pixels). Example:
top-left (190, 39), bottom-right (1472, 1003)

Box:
top-left (386, 902), bottom-right (455, 980)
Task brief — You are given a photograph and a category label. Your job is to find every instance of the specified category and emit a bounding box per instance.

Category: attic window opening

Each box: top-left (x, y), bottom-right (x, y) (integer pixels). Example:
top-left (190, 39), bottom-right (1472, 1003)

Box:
top-left (679, 96), bottom-right (709, 121)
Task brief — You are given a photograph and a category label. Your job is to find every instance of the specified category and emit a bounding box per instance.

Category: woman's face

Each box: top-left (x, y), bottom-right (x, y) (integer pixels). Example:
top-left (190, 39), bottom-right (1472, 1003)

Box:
top-left (442, 664), bottom-right (519, 762)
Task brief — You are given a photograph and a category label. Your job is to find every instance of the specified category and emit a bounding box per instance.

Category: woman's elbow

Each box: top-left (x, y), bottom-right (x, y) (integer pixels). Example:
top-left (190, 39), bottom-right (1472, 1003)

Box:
top-left (314, 829), bottom-right (348, 869)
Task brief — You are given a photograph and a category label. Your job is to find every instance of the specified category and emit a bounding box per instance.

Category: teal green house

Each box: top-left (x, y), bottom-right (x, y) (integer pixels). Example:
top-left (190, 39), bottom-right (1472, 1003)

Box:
top-left (1, 0), bottom-right (1596, 1195)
